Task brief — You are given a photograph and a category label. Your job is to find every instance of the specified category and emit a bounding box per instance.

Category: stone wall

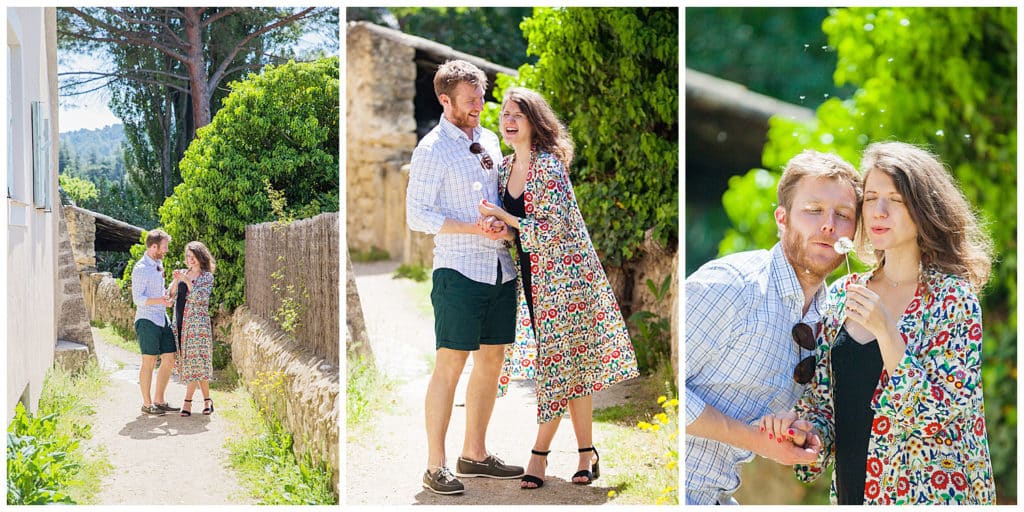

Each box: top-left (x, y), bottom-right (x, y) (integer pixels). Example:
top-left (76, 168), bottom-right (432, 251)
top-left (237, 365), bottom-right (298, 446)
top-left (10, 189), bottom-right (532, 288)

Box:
top-left (346, 22), bottom-right (418, 259)
top-left (64, 205), bottom-right (97, 271)
top-left (81, 271), bottom-right (136, 336)
top-left (56, 204), bottom-right (95, 359)
top-left (229, 307), bottom-right (339, 497)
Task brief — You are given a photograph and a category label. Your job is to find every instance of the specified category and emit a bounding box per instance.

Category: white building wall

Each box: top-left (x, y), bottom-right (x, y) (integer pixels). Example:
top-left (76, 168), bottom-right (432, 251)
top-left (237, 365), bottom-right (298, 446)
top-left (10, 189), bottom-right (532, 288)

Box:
top-left (6, 7), bottom-right (60, 417)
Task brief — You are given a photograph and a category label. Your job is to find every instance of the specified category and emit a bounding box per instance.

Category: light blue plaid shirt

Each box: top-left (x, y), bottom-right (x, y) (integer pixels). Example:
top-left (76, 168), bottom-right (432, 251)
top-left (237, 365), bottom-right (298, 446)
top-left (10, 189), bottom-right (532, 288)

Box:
top-left (684, 242), bottom-right (825, 505)
top-left (406, 115), bottom-right (514, 285)
top-left (131, 253), bottom-right (168, 326)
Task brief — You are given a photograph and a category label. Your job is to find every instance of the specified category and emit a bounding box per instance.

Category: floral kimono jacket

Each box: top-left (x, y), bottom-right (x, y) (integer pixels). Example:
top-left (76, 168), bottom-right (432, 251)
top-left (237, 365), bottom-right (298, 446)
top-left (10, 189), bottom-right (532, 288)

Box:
top-left (496, 149), bottom-right (639, 423)
top-left (793, 269), bottom-right (996, 504)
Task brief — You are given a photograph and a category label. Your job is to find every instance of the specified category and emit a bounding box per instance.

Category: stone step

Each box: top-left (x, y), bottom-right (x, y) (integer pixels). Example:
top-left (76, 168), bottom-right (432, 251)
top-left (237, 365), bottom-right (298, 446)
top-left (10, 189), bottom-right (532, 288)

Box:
top-left (55, 339), bottom-right (92, 373)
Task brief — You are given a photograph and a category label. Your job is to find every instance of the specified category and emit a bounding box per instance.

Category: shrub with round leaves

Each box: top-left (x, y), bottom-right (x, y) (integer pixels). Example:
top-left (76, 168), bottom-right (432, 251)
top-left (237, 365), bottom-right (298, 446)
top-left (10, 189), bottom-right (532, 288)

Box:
top-left (124, 57), bottom-right (339, 311)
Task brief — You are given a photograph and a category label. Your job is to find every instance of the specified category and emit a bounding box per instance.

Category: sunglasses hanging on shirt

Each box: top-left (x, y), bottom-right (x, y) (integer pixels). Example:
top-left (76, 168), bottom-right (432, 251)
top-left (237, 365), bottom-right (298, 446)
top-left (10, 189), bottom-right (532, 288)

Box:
top-left (469, 142), bottom-right (494, 170)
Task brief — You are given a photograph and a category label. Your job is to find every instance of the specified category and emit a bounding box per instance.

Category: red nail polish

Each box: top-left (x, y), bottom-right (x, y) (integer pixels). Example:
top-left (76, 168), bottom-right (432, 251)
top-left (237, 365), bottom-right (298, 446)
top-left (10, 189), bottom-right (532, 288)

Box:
top-left (768, 433), bottom-right (773, 440)
top-left (788, 429), bottom-right (795, 436)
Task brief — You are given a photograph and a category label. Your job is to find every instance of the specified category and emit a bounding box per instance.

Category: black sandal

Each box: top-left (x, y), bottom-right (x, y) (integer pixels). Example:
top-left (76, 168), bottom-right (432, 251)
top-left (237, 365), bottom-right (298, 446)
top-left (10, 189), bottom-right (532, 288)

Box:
top-left (202, 398), bottom-right (214, 415)
top-left (520, 449), bottom-right (549, 490)
top-left (180, 399), bottom-right (192, 417)
top-left (572, 446), bottom-right (600, 485)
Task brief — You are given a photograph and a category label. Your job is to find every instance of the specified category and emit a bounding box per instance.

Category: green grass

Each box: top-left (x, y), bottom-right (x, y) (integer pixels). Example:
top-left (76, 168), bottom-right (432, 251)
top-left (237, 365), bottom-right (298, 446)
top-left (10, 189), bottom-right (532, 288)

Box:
top-left (594, 362), bottom-right (679, 505)
top-left (392, 263), bottom-right (429, 282)
top-left (346, 355), bottom-right (396, 431)
top-left (91, 321), bottom-right (140, 354)
top-left (349, 246), bottom-right (390, 262)
top-left (7, 359), bottom-right (114, 504)
top-left (222, 384), bottom-right (336, 504)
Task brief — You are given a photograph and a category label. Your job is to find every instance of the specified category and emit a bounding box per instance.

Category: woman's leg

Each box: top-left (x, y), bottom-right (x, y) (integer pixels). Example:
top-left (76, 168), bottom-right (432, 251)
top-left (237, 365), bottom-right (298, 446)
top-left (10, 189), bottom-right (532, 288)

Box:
top-left (567, 395), bottom-right (595, 481)
top-left (199, 380), bottom-right (210, 400)
top-left (182, 382), bottom-right (197, 412)
top-left (522, 417), bottom-right (561, 488)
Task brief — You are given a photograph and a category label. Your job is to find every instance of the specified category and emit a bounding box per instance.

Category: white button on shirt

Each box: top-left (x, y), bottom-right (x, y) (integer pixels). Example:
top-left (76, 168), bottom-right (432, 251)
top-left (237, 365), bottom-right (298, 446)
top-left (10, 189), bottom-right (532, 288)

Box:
top-left (684, 242), bottom-right (826, 505)
top-left (406, 115), bottom-right (515, 285)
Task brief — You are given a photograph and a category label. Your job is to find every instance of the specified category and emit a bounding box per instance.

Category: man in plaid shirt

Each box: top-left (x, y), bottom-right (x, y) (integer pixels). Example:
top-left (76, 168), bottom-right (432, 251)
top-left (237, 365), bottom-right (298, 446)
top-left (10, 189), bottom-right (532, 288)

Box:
top-left (407, 60), bottom-right (523, 495)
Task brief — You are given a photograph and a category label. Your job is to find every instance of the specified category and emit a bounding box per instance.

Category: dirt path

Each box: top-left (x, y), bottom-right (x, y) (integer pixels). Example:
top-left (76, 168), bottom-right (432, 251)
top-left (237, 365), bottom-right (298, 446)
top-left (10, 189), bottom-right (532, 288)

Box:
top-left (85, 329), bottom-right (252, 505)
top-left (347, 261), bottom-right (646, 505)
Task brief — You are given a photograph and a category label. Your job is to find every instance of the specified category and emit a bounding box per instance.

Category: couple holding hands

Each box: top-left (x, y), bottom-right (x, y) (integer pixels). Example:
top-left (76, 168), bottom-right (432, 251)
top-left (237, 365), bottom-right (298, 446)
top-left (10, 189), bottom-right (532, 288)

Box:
top-left (686, 145), bottom-right (997, 504)
top-left (131, 230), bottom-right (217, 418)
top-left (406, 60), bottom-right (639, 495)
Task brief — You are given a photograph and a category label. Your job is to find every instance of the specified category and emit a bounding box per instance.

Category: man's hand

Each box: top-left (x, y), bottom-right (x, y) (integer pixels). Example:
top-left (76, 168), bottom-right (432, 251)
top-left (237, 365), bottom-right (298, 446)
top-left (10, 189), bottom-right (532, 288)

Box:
top-left (476, 215), bottom-right (509, 240)
top-left (753, 429), bottom-right (820, 466)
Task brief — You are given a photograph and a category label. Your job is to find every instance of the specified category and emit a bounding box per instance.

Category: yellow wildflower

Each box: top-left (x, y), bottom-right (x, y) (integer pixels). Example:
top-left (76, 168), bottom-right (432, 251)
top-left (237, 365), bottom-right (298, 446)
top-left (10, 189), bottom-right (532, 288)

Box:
top-left (657, 395), bottom-right (667, 404)
top-left (637, 421), bottom-right (652, 430)
top-left (651, 424), bottom-right (661, 431)
top-left (655, 412), bottom-right (669, 424)
top-left (607, 490), bottom-right (616, 498)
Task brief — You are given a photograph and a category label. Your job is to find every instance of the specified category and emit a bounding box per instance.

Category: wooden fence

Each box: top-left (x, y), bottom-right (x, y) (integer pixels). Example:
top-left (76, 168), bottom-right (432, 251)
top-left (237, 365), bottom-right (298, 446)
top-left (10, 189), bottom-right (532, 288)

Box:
top-left (245, 212), bottom-right (339, 364)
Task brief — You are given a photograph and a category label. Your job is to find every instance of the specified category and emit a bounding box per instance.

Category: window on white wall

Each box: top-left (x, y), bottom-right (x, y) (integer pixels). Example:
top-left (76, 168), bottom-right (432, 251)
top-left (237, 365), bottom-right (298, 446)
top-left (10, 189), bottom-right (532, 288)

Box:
top-left (31, 101), bottom-right (51, 211)
top-left (7, 44), bottom-right (16, 199)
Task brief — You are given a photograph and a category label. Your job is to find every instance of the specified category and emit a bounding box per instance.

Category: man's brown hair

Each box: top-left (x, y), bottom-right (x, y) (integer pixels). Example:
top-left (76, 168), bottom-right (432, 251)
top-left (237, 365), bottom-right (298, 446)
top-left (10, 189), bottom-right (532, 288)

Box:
top-left (433, 59), bottom-right (488, 101)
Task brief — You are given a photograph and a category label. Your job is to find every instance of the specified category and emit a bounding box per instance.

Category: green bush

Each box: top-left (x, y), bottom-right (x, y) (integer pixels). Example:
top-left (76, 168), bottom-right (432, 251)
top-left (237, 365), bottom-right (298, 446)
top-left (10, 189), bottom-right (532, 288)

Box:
top-left (124, 57), bottom-right (340, 310)
top-left (7, 404), bottom-right (78, 505)
top-left (720, 7), bottom-right (1016, 500)
top-left (485, 7), bottom-right (678, 266)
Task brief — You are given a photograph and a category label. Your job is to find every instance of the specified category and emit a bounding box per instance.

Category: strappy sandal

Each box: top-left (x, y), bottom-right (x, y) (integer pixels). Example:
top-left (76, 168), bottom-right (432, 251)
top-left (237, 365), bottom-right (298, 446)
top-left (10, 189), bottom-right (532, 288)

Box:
top-left (202, 398), bottom-right (214, 415)
top-left (520, 449), bottom-right (549, 490)
top-left (180, 399), bottom-right (192, 417)
top-left (572, 446), bottom-right (600, 485)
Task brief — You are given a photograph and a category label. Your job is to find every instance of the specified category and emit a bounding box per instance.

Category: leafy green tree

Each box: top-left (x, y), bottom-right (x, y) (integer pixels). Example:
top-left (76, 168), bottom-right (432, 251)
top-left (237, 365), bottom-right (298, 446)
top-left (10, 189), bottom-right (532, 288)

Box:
top-left (686, 8), bottom-right (855, 110)
top-left (58, 175), bottom-right (98, 205)
top-left (59, 8), bottom-right (338, 214)
top-left (126, 57), bottom-right (339, 311)
top-left (490, 7), bottom-right (678, 266)
top-left (348, 7), bottom-right (535, 69)
top-left (720, 7), bottom-right (1016, 500)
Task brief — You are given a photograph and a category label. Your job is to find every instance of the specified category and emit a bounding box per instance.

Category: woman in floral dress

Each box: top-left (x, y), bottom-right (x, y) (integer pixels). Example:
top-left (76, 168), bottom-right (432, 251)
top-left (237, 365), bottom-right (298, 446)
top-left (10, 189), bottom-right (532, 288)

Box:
top-left (171, 241), bottom-right (216, 417)
top-left (761, 142), bottom-right (996, 504)
top-left (477, 87), bottom-right (639, 489)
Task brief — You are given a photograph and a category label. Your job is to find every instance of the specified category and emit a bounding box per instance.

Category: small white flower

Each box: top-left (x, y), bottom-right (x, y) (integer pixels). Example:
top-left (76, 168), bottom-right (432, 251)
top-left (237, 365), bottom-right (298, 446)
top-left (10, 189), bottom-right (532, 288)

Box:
top-left (833, 237), bottom-right (854, 255)
top-left (472, 181), bottom-right (483, 192)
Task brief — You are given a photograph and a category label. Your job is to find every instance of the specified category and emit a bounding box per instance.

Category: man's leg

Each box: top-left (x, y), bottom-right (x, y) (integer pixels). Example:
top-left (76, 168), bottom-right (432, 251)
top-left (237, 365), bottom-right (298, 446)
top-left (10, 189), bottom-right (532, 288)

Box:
top-left (461, 343), bottom-right (504, 461)
top-left (425, 348), bottom-right (470, 470)
top-left (139, 355), bottom-right (157, 406)
top-left (154, 352), bottom-right (175, 405)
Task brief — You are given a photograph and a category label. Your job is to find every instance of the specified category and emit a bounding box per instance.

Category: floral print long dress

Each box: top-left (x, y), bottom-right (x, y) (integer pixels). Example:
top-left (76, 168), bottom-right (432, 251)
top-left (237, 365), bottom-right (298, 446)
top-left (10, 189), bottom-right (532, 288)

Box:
top-left (497, 150), bottom-right (640, 423)
top-left (792, 268), bottom-right (996, 504)
top-left (173, 272), bottom-right (214, 383)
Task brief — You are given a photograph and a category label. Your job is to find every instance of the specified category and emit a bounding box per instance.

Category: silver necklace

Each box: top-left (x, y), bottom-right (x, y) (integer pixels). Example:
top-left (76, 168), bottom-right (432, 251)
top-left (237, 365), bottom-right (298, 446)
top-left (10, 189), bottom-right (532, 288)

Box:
top-left (878, 264), bottom-right (921, 288)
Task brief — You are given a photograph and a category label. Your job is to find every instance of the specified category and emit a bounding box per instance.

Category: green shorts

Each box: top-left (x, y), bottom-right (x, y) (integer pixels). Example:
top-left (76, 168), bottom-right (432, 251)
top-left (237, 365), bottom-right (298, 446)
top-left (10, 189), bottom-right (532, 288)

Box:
top-left (135, 319), bottom-right (177, 355)
top-left (431, 267), bottom-right (516, 351)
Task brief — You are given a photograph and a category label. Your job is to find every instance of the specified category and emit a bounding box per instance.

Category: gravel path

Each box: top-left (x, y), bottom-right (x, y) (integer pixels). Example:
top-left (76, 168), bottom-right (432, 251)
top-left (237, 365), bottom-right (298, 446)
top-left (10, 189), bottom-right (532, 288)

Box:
top-left (85, 329), bottom-right (252, 505)
top-left (346, 260), bottom-right (644, 505)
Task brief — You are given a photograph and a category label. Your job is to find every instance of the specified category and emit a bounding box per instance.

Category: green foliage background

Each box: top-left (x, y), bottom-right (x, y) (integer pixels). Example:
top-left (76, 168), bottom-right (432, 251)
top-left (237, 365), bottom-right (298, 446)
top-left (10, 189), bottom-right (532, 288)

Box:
top-left (719, 7), bottom-right (1016, 501)
top-left (347, 7), bottom-right (534, 69)
top-left (483, 7), bottom-right (678, 266)
top-left (123, 57), bottom-right (340, 311)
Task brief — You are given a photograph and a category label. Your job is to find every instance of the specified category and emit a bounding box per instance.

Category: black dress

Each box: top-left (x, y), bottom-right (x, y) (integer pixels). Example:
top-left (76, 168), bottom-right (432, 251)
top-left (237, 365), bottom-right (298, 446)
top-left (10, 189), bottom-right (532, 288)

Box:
top-left (502, 187), bottom-right (534, 325)
top-left (174, 281), bottom-right (188, 348)
top-left (831, 325), bottom-right (884, 505)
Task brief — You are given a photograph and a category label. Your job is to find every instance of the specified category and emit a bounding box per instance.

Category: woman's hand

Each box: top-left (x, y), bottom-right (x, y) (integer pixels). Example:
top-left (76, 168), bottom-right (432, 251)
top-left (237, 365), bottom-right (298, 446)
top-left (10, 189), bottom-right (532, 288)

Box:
top-left (845, 284), bottom-right (890, 339)
top-left (476, 215), bottom-right (509, 241)
top-left (759, 411), bottom-right (822, 452)
top-left (478, 199), bottom-right (519, 229)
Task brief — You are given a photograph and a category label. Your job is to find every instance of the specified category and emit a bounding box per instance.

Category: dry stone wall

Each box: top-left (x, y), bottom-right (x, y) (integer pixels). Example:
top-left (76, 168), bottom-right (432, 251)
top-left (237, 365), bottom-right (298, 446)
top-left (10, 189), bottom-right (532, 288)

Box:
top-left (230, 307), bottom-right (339, 497)
top-left (346, 22), bottom-right (418, 260)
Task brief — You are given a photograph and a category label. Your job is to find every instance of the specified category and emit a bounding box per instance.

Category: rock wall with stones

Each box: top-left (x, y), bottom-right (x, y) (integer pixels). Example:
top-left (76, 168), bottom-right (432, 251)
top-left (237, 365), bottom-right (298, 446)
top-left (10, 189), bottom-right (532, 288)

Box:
top-left (56, 204), bottom-right (95, 358)
top-left (604, 232), bottom-right (678, 383)
top-left (230, 306), bottom-right (339, 497)
top-left (346, 23), bottom-right (418, 260)
top-left (81, 271), bottom-right (137, 336)
top-left (64, 205), bottom-right (97, 271)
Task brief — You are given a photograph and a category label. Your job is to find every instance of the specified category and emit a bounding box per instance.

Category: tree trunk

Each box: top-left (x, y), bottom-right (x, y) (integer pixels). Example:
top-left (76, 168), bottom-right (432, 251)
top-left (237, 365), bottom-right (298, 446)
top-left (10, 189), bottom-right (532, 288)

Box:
top-left (345, 250), bottom-right (373, 362)
top-left (183, 8), bottom-right (212, 130)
